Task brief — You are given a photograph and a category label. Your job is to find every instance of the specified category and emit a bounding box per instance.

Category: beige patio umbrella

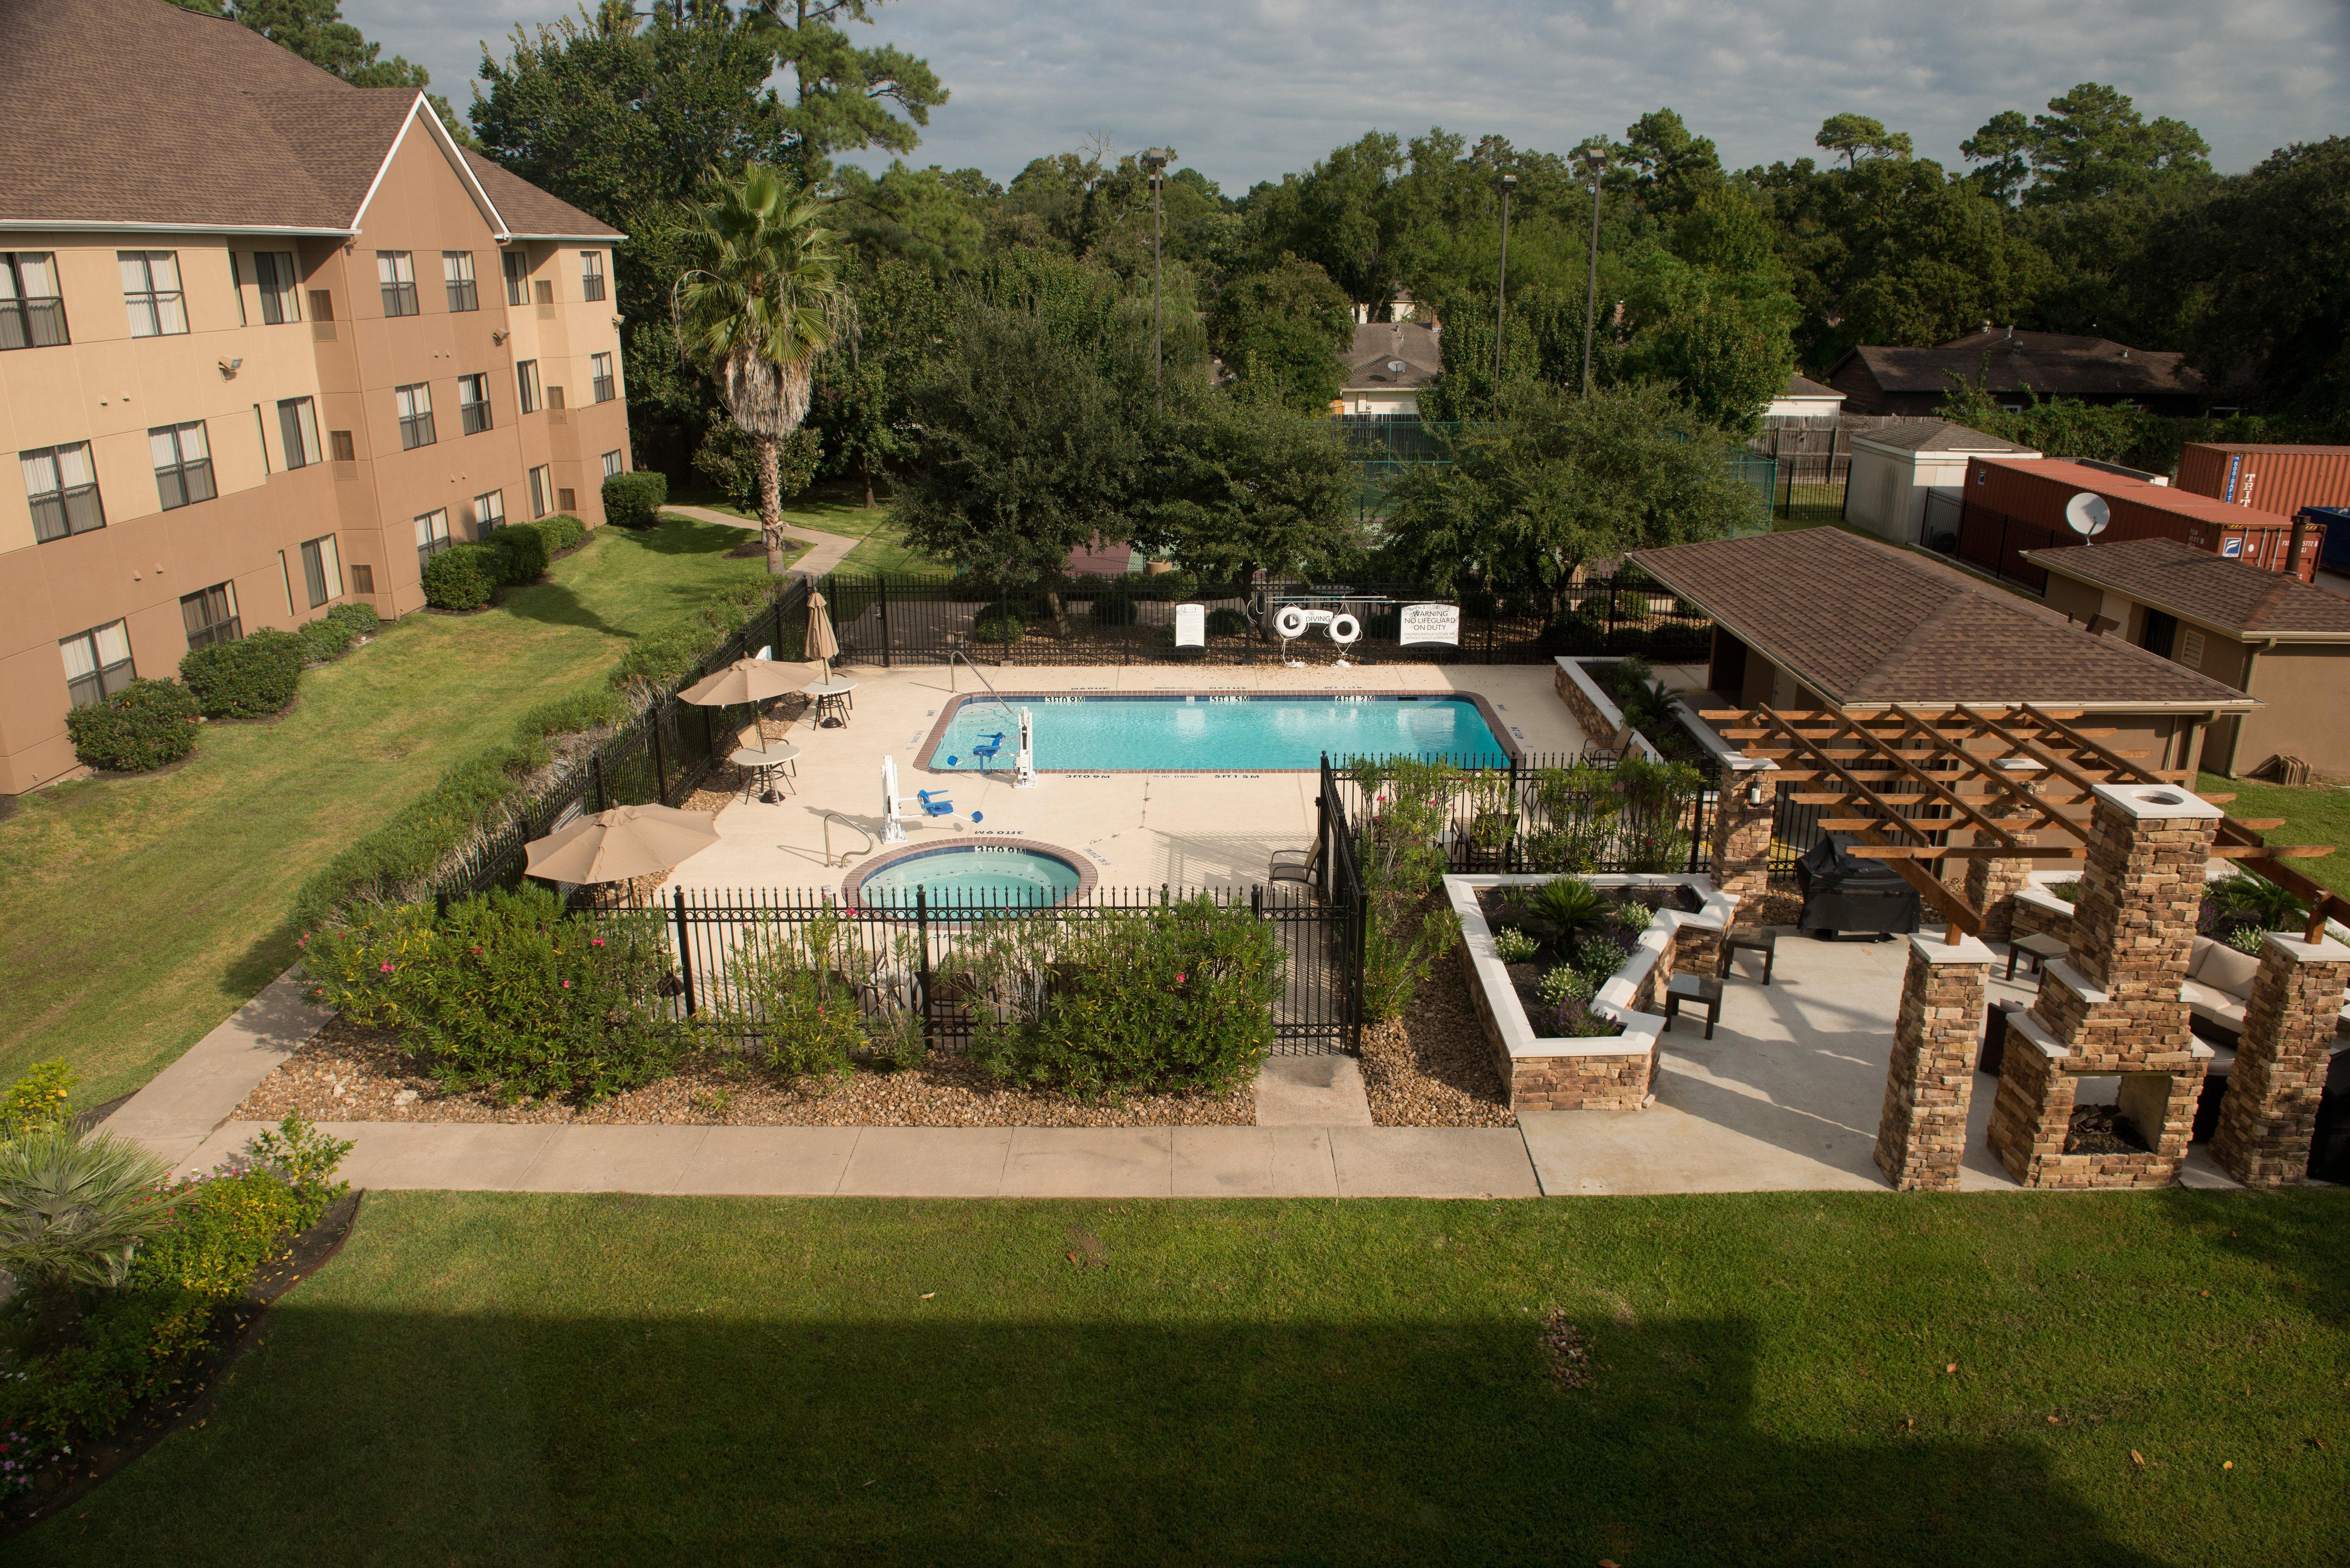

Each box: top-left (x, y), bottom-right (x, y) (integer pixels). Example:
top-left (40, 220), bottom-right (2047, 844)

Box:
top-left (523, 804), bottom-right (720, 886)
top-left (680, 656), bottom-right (817, 752)
top-left (806, 590), bottom-right (840, 678)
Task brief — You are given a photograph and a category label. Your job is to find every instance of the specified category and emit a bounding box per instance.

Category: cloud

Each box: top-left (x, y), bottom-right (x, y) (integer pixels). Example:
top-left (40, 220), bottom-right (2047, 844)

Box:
top-left (348, 0), bottom-right (2347, 189)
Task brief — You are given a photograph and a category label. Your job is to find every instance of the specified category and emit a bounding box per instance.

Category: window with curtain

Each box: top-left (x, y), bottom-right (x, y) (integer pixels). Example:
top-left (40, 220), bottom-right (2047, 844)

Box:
top-left (601, 449), bottom-right (624, 479)
top-left (528, 464), bottom-right (552, 519)
top-left (253, 251), bottom-right (300, 324)
top-left (591, 351), bottom-right (615, 403)
top-left (277, 397), bottom-right (321, 469)
top-left (473, 488), bottom-right (505, 536)
top-left (443, 251), bottom-right (477, 312)
top-left (1, 252), bottom-right (68, 349)
top-left (22, 442), bottom-right (105, 542)
top-left (376, 251), bottom-right (419, 317)
top-left (150, 421), bottom-right (214, 510)
top-left (581, 250), bottom-right (605, 301)
top-left (395, 383), bottom-right (436, 449)
top-left (516, 359), bottom-right (541, 414)
top-left (459, 373), bottom-right (491, 435)
top-left (120, 251), bottom-right (187, 337)
top-left (180, 582), bottom-right (241, 652)
top-left (299, 534), bottom-right (341, 607)
top-left (414, 509), bottom-right (451, 574)
top-left (503, 250), bottom-right (528, 307)
top-left (60, 621), bottom-right (134, 709)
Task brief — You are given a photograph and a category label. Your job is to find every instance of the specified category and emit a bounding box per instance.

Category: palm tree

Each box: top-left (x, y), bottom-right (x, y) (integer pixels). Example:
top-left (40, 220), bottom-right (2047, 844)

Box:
top-left (676, 164), bottom-right (849, 575)
top-left (0, 1124), bottom-right (171, 1345)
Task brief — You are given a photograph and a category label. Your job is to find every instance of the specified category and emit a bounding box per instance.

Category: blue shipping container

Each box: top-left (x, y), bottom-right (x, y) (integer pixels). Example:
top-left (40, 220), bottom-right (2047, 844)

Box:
top-left (2305, 506), bottom-right (2350, 571)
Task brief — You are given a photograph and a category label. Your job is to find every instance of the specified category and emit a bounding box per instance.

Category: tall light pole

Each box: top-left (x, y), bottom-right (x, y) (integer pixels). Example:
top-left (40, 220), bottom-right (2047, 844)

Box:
top-left (1493, 171), bottom-right (1516, 407)
top-left (1141, 148), bottom-right (1172, 386)
top-left (1580, 150), bottom-right (1605, 397)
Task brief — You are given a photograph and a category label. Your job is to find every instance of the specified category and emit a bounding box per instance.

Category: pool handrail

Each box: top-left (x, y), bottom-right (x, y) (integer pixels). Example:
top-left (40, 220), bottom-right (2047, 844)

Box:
top-left (822, 810), bottom-right (875, 868)
top-left (947, 650), bottom-right (1020, 721)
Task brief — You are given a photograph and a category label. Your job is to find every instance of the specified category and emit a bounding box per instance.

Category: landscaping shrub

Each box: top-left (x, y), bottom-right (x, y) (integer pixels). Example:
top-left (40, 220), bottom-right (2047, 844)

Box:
top-left (1089, 592), bottom-right (1136, 627)
top-left (296, 613), bottom-right (358, 664)
top-left (603, 470), bottom-right (667, 530)
top-left (537, 512), bottom-right (587, 555)
top-left (0, 1061), bottom-right (75, 1144)
top-left (485, 521), bottom-right (553, 585)
top-left (422, 542), bottom-right (498, 609)
top-left (65, 677), bottom-right (198, 772)
top-left (722, 911), bottom-right (922, 1077)
top-left (967, 895), bottom-right (1284, 1098)
top-left (325, 600), bottom-right (379, 640)
top-left (1206, 607), bottom-right (1249, 638)
top-left (972, 601), bottom-right (1031, 643)
top-left (303, 885), bottom-right (686, 1102)
top-left (0, 1125), bottom-right (173, 1337)
top-left (179, 628), bottom-right (303, 717)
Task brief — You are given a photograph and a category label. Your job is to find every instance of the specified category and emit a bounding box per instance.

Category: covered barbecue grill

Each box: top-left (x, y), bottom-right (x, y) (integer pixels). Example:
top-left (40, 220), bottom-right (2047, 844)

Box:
top-left (1794, 831), bottom-right (1922, 938)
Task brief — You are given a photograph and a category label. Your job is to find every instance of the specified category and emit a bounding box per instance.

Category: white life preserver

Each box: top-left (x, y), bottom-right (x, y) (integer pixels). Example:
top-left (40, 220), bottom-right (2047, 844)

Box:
top-left (1327, 612), bottom-right (1362, 645)
top-left (1274, 604), bottom-right (1310, 640)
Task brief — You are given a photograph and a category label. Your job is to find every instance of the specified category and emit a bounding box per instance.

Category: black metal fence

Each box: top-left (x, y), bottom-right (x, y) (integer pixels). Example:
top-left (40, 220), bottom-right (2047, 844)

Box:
top-left (812, 571), bottom-right (1714, 668)
top-left (1324, 751), bottom-right (1718, 877)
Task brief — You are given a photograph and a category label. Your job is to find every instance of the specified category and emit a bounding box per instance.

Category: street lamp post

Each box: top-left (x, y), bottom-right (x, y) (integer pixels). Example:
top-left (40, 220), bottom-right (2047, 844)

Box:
top-left (1141, 148), bottom-right (1172, 386)
top-left (1494, 171), bottom-right (1516, 406)
top-left (1580, 151), bottom-right (1605, 397)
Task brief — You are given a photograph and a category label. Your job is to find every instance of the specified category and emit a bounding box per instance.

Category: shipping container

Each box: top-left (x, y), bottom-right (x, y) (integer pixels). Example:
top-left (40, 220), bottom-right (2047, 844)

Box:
top-left (2176, 443), bottom-right (2350, 519)
top-left (2308, 506), bottom-right (2350, 573)
top-left (1951, 457), bottom-right (2326, 592)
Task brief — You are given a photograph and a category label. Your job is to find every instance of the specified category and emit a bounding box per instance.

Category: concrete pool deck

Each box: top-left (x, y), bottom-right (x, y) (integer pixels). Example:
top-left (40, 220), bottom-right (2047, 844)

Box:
top-left (667, 660), bottom-right (1591, 898)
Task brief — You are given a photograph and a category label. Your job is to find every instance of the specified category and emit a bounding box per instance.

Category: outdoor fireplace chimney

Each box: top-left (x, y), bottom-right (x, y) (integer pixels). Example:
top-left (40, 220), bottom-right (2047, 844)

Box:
top-left (2287, 514), bottom-right (2311, 577)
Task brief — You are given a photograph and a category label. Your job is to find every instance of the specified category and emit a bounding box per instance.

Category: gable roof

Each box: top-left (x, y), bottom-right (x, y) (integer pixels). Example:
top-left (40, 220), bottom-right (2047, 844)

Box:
top-left (2023, 537), bottom-right (2350, 642)
top-left (1628, 528), bottom-right (2255, 711)
top-left (1852, 419), bottom-right (2039, 455)
top-left (1832, 329), bottom-right (2202, 401)
top-left (1340, 322), bottom-right (1441, 391)
top-left (0, 0), bottom-right (619, 242)
top-left (1782, 374), bottom-right (1843, 400)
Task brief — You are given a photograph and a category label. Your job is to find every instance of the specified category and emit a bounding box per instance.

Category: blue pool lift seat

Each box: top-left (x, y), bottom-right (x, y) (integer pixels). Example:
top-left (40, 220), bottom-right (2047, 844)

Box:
top-left (968, 731), bottom-right (1007, 767)
top-left (916, 788), bottom-right (957, 817)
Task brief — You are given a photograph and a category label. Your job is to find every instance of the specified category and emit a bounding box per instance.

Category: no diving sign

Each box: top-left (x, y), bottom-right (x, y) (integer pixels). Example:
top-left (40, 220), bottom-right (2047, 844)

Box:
top-left (1399, 603), bottom-right (1460, 646)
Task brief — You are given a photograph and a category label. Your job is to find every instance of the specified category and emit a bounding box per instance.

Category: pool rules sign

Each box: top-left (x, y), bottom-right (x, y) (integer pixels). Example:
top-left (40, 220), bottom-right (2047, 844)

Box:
top-left (1399, 603), bottom-right (1461, 647)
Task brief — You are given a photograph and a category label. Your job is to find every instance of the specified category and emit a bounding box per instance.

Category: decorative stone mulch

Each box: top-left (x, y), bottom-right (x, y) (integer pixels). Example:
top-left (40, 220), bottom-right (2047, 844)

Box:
top-left (234, 1018), bottom-right (1255, 1129)
top-left (1360, 973), bottom-right (1518, 1128)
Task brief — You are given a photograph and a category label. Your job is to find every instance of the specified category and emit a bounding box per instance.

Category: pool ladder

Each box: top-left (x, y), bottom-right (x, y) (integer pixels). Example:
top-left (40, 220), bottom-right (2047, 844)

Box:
top-left (947, 650), bottom-right (1020, 722)
top-left (822, 811), bottom-right (875, 868)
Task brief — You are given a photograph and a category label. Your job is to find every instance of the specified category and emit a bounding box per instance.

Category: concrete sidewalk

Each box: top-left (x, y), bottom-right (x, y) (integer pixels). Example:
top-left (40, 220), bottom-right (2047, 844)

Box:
top-left (665, 503), bottom-right (860, 577)
top-left (177, 1119), bottom-right (1544, 1199)
top-left (106, 969), bottom-right (331, 1170)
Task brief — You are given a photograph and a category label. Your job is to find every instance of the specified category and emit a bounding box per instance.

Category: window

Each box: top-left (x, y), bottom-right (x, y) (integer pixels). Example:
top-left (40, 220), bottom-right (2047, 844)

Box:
top-left (181, 582), bottom-right (241, 652)
top-left (254, 252), bottom-right (300, 324)
top-left (0, 253), bottom-right (68, 349)
top-left (22, 443), bottom-right (105, 543)
top-left (229, 252), bottom-right (245, 326)
top-left (150, 422), bottom-right (214, 510)
top-left (59, 621), bottom-right (134, 710)
top-left (601, 449), bottom-right (624, 480)
top-left (443, 251), bottom-right (477, 312)
top-left (120, 251), bottom-right (187, 337)
top-left (298, 534), bottom-right (341, 608)
top-left (516, 359), bottom-right (541, 414)
top-left (503, 250), bottom-right (528, 307)
top-left (252, 403), bottom-right (269, 473)
top-left (414, 509), bottom-right (451, 574)
top-left (395, 383), bottom-right (436, 450)
top-left (473, 489), bottom-right (505, 536)
top-left (376, 251), bottom-right (419, 317)
top-left (329, 429), bottom-right (356, 463)
top-left (458, 373), bottom-right (491, 435)
top-left (581, 250), bottom-right (605, 301)
top-left (528, 464), bottom-right (552, 519)
top-left (277, 397), bottom-right (321, 469)
top-left (591, 351), bottom-right (615, 403)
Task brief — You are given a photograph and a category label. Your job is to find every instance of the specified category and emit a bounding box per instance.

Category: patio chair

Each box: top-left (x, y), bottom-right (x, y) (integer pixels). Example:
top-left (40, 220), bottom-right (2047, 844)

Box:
top-left (916, 788), bottom-right (957, 818)
top-left (969, 731), bottom-right (1007, 768)
top-left (1579, 734), bottom-right (1634, 765)
top-left (1268, 842), bottom-right (1321, 887)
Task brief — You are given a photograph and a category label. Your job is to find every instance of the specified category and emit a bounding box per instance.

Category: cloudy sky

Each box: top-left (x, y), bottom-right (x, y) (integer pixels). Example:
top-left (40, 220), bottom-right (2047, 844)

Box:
top-left (351, 0), bottom-right (2347, 190)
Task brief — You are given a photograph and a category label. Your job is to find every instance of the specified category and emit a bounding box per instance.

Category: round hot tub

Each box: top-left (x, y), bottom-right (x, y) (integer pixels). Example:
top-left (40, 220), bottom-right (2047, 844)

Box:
top-left (843, 841), bottom-right (1095, 911)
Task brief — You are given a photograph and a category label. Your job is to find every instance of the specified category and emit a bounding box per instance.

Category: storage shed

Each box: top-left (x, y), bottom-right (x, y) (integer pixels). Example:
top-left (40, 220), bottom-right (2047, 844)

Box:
top-left (1846, 420), bottom-right (2039, 546)
top-left (2175, 444), bottom-right (2350, 520)
top-left (1956, 457), bottom-right (2328, 591)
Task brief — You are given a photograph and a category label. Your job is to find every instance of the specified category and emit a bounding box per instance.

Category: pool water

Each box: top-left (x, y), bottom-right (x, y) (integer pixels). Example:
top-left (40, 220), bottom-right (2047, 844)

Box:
top-left (851, 845), bottom-right (1084, 907)
top-left (928, 694), bottom-right (1511, 772)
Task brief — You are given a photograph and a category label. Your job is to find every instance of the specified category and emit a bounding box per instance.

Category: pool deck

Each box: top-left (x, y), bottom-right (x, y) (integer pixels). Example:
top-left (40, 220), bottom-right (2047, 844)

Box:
top-left (669, 661), bottom-right (1590, 898)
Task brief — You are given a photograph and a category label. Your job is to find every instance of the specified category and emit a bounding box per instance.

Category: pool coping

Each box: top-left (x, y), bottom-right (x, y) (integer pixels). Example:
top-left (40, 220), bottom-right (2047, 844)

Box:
top-left (840, 837), bottom-right (1100, 911)
top-left (915, 689), bottom-right (1526, 774)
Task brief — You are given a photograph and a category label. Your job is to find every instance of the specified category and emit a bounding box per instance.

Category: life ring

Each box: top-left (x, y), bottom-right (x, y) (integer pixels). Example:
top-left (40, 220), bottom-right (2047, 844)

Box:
top-left (1327, 612), bottom-right (1362, 645)
top-left (1274, 604), bottom-right (1310, 639)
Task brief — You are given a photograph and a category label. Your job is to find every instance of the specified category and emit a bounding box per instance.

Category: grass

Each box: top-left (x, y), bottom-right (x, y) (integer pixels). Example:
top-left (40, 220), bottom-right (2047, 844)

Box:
top-left (2202, 772), bottom-right (2350, 900)
top-left (24, 1189), bottom-right (2350, 1565)
top-left (0, 517), bottom-right (792, 1103)
top-left (673, 479), bottom-right (952, 579)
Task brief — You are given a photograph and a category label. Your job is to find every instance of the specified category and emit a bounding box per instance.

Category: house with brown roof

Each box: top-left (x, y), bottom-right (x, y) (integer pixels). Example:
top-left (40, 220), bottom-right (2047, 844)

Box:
top-left (1334, 320), bottom-right (1440, 419)
top-left (0, 0), bottom-right (634, 795)
top-left (2026, 537), bottom-right (2350, 780)
top-left (1626, 528), bottom-right (2256, 776)
top-left (1828, 328), bottom-right (2204, 418)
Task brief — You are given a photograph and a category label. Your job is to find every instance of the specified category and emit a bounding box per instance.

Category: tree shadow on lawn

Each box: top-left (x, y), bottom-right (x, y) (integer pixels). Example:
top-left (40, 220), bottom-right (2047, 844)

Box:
top-left (41, 1308), bottom-right (2165, 1566)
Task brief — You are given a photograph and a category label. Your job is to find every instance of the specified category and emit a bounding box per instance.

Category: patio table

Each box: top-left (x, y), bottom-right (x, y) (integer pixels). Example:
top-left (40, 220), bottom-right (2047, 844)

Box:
top-left (731, 742), bottom-right (799, 803)
top-left (803, 675), bottom-right (858, 728)
top-left (1662, 972), bottom-right (1725, 1040)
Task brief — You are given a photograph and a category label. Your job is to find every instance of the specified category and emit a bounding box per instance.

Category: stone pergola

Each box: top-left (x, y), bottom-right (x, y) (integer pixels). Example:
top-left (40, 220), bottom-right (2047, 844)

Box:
top-left (1703, 702), bottom-right (2349, 1191)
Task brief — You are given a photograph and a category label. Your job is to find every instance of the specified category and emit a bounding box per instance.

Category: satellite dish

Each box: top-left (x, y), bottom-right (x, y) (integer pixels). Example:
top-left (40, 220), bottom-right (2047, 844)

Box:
top-left (2066, 492), bottom-right (2112, 541)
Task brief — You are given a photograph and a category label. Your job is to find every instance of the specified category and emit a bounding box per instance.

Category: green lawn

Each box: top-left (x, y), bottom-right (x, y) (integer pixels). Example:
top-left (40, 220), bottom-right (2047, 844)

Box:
top-left (675, 480), bottom-right (951, 579)
top-left (0, 517), bottom-right (789, 1103)
top-left (26, 1189), bottom-right (2349, 1565)
top-left (2202, 773), bottom-right (2350, 900)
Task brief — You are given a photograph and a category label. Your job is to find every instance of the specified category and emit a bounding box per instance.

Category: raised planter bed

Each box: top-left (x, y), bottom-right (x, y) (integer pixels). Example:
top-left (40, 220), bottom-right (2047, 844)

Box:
top-left (1445, 872), bottom-right (1740, 1112)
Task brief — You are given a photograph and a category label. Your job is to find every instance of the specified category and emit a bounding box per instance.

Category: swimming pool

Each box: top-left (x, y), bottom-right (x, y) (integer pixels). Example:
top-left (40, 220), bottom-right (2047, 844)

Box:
top-left (845, 842), bottom-right (1092, 908)
top-left (921, 692), bottom-right (1515, 773)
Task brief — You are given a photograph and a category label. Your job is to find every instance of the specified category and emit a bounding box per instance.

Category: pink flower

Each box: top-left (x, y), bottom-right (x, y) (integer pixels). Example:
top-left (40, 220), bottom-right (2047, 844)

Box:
top-left (1175, 972), bottom-right (1186, 983)
top-left (590, 937), bottom-right (605, 948)
top-left (561, 980), bottom-right (571, 989)
top-left (379, 962), bottom-right (394, 973)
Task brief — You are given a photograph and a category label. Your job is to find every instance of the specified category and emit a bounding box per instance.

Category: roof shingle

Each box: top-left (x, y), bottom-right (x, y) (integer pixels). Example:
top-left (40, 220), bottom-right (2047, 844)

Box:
top-left (1835, 329), bottom-right (2202, 401)
top-left (2023, 537), bottom-right (2350, 639)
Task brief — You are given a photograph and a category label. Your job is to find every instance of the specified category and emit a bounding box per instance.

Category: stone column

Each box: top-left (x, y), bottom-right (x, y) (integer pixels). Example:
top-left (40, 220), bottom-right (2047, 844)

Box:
top-left (1875, 934), bottom-right (1996, 1191)
top-left (2211, 933), bottom-right (2350, 1187)
top-left (1708, 758), bottom-right (1779, 906)
top-left (1962, 759), bottom-right (2046, 944)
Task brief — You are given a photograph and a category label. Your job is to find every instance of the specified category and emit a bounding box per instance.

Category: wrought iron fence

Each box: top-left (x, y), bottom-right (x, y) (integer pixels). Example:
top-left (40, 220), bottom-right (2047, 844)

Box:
top-left (1324, 751), bottom-right (1717, 877)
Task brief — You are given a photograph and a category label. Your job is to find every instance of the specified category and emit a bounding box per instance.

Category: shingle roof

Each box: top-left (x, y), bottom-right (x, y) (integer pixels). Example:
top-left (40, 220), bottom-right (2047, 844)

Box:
top-left (459, 149), bottom-right (623, 240)
top-left (1783, 374), bottom-right (1843, 399)
top-left (1834, 329), bottom-right (2203, 400)
top-left (2023, 537), bottom-right (2350, 640)
top-left (1852, 419), bottom-right (2038, 455)
top-left (1340, 322), bottom-right (1441, 391)
top-left (0, 0), bottom-right (618, 241)
top-left (1628, 528), bottom-right (2256, 710)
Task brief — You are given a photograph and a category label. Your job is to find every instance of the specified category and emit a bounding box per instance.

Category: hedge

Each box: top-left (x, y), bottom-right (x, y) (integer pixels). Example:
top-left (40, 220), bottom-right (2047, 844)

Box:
top-left (537, 512), bottom-right (587, 555)
top-left (484, 523), bottom-right (552, 586)
top-left (179, 629), bottom-right (303, 718)
top-left (422, 543), bottom-right (499, 610)
top-left (65, 677), bottom-right (199, 772)
top-left (297, 614), bottom-right (359, 664)
top-left (603, 470), bottom-right (666, 529)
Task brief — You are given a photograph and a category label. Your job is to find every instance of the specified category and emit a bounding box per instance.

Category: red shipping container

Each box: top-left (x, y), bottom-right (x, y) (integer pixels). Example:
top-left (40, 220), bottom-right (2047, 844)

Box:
top-left (2176, 443), bottom-right (2350, 519)
top-left (1957, 457), bottom-right (2326, 589)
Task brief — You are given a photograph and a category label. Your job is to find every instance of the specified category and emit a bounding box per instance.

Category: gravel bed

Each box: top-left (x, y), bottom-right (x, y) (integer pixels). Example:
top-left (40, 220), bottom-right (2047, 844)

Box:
top-left (234, 1018), bottom-right (1254, 1129)
top-left (1359, 970), bottom-right (1517, 1128)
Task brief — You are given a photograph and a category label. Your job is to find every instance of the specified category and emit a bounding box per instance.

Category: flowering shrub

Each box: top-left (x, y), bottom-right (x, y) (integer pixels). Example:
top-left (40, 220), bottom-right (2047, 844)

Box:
top-left (303, 886), bottom-right (686, 1101)
top-left (722, 912), bottom-right (923, 1078)
top-left (0, 1061), bottom-right (75, 1144)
